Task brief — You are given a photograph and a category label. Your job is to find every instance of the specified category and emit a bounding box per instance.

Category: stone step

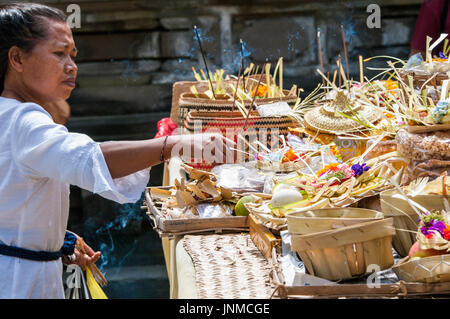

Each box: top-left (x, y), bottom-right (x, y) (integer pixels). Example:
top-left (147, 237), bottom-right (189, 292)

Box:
top-left (102, 264), bottom-right (168, 281)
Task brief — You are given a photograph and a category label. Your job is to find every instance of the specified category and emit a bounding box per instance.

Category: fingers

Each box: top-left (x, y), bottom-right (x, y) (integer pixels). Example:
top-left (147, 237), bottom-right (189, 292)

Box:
top-left (176, 133), bottom-right (237, 164)
top-left (72, 248), bottom-right (101, 271)
top-left (91, 251), bottom-right (101, 264)
top-left (74, 249), bottom-right (87, 270)
top-left (201, 133), bottom-right (236, 147)
top-left (82, 240), bottom-right (96, 257)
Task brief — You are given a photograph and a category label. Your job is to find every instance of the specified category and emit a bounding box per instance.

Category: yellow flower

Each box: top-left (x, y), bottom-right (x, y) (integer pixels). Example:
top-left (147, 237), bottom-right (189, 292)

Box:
top-left (381, 79), bottom-right (398, 93)
top-left (316, 163), bottom-right (339, 177)
top-left (252, 84), bottom-right (268, 98)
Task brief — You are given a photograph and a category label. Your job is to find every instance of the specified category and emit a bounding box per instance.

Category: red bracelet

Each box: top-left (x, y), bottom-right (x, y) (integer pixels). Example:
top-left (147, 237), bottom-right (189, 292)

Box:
top-left (160, 135), bottom-right (169, 162)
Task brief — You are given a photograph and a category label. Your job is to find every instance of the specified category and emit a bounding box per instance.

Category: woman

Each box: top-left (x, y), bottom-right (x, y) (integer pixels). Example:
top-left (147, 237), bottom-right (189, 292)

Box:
top-left (0, 3), bottom-right (230, 298)
top-left (410, 0), bottom-right (450, 57)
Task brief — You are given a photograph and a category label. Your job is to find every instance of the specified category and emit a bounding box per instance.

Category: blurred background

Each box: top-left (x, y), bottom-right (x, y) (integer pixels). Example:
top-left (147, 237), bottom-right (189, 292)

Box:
top-left (4, 0), bottom-right (424, 298)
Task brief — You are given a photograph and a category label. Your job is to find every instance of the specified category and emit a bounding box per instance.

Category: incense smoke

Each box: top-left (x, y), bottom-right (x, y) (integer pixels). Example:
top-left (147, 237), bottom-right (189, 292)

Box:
top-left (94, 194), bottom-right (146, 272)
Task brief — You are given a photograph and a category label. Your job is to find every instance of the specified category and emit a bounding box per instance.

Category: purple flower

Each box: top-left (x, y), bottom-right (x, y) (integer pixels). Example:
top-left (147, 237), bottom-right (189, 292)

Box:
top-left (421, 220), bottom-right (447, 236)
top-left (439, 52), bottom-right (448, 60)
top-left (421, 226), bottom-right (431, 236)
top-left (430, 220), bottom-right (446, 232)
top-left (351, 163), bottom-right (370, 177)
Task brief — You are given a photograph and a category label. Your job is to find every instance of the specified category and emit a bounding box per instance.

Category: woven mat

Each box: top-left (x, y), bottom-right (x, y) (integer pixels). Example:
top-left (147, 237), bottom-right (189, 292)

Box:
top-left (182, 233), bottom-right (276, 299)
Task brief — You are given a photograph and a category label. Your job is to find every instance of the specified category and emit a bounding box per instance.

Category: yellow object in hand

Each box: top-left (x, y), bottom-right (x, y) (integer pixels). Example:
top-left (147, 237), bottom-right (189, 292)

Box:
top-left (86, 267), bottom-right (108, 299)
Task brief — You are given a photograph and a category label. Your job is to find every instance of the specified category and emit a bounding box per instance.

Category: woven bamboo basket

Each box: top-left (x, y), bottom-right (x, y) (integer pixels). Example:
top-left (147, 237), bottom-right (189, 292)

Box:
top-left (392, 254), bottom-right (450, 283)
top-left (291, 218), bottom-right (396, 281)
top-left (171, 79), bottom-right (238, 126)
top-left (397, 69), bottom-right (449, 106)
top-left (170, 80), bottom-right (211, 125)
top-left (287, 207), bottom-right (384, 235)
top-left (171, 74), bottom-right (289, 126)
top-left (380, 189), bottom-right (447, 257)
top-left (178, 89), bottom-right (298, 127)
top-left (397, 69), bottom-right (449, 89)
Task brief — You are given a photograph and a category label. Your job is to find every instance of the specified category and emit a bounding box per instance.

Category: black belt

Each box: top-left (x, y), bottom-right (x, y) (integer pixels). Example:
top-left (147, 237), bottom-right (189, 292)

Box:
top-left (0, 243), bottom-right (62, 261)
top-left (0, 231), bottom-right (77, 262)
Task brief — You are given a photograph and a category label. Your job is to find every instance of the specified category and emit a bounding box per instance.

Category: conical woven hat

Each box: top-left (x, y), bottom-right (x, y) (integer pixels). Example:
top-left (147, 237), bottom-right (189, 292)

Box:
top-left (304, 91), bottom-right (381, 134)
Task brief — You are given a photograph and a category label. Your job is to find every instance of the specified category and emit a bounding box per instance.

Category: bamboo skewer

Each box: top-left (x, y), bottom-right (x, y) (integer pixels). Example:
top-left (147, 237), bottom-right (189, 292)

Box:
top-left (338, 55), bottom-right (342, 88)
top-left (193, 25), bottom-right (216, 99)
top-left (254, 140), bottom-right (271, 153)
top-left (237, 134), bottom-right (259, 153)
top-left (359, 55), bottom-right (364, 84)
top-left (326, 72), bottom-right (330, 94)
top-left (231, 64), bottom-right (242, 113)
top-left (337, 59), bottom-right (350, 91)
top-left (332, 70), bottom-right (337, 89)
top-left (229, 147), bottom-right (253, 157)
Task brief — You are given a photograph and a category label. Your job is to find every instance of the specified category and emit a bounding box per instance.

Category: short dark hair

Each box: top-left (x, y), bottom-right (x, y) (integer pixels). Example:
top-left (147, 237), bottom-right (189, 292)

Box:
top-left (0, 3), bottom-right (67, 94)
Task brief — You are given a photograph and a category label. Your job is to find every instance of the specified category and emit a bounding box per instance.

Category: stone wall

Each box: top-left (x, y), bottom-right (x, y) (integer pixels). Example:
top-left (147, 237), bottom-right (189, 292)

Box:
top-left (11, 0), bottom-right (423, 141)
top-left (2, 0), bottom-right (424, 298)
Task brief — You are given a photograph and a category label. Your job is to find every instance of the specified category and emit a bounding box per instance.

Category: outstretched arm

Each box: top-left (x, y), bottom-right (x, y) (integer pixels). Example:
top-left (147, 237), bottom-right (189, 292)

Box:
top-left (100, 133), bottom-right (233, 179)
top-left (100, 136), bottom-right (178, 179)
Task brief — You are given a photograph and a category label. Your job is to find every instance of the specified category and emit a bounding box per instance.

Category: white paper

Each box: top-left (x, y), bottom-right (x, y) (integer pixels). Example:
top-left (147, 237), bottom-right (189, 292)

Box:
top-left (256, 102), bottom-right (292, 117)
top-left (280, 230), bottom-right (336, 286)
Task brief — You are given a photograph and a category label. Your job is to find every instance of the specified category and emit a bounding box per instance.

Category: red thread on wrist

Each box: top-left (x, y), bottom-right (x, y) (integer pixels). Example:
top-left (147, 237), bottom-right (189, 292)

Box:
top-left (160, 135), bottom-right (169, 162)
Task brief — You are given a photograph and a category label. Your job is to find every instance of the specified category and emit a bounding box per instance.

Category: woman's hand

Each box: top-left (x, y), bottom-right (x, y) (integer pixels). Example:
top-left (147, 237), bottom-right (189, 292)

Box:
top-left (100, 132), bottom-right (236, 179)
top-left (64, 235), bottom-right (101, 271)
top-left (168, 133), bottom-right (236, 164)
top-left (74, 239), bottom-right (101, 271)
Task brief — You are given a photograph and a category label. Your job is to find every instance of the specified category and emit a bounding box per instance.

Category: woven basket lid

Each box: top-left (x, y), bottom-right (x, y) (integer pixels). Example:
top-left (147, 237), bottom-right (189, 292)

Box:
top-left (304, 91), bottom-right (381, 134)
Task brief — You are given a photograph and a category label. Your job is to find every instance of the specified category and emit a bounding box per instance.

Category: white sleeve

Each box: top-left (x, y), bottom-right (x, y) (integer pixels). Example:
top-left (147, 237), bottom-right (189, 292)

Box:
top-left (11, 103), bottom-right (150, 204)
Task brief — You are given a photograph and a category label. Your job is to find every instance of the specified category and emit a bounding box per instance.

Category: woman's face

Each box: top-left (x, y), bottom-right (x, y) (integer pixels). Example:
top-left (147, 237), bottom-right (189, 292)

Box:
top-left (20, 20), bottom-right (78, 103)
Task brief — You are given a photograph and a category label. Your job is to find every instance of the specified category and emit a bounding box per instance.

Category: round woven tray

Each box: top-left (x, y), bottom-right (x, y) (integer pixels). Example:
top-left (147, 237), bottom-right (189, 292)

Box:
top-left (392, 254), bottom-right (450, 283)
top-left (182, 233), bottom-right (276, 299)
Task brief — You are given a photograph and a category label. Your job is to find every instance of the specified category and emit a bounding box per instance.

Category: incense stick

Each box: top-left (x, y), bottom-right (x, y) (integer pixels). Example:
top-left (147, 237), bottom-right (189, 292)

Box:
top-left (77, 238), bottom-right (108, 287)
top-left (317, 29), bottom-right (325, 87)
top-left (242, 60), bottom-right (267, 132)
top-left (341, 24), bottom-right (350, 81)
top-left (193, 25), bottom-right (216, 99)
top-left (240, 39), bottom-right (247, 94)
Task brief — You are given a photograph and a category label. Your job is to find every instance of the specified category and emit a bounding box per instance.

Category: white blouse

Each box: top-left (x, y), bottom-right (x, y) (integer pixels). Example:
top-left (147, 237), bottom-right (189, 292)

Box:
top-left (0, 97), bottom-right (151, 298)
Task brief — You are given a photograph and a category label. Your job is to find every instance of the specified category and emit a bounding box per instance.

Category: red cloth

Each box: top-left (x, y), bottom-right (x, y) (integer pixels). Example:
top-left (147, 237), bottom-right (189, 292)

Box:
top-left (154, 117), bottom-right (178, 138)
top-left (411, 0), bottom-right (450, 54)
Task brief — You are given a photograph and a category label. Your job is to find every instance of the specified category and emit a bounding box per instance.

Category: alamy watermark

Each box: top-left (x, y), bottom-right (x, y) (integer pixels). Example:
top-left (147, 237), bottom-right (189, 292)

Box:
top-left (366, 264), bottom-right (382, 288)
top-left (66, 4), bottom-right (81, 29)
top-left (367, 4), bottom-right (381, 29)
top-left (65, 264), bottom-right (82, 289)
top-left (170, 125), bottom-right (285, 165)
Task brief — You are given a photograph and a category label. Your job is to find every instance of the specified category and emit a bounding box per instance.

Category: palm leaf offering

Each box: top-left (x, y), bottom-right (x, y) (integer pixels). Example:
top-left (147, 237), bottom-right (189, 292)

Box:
top-left (154, 31), bottom-right (450, 290)
top-left (245, 151), bottom-right (407, 229)
top-left (190, 57), bottom-right (298, 103)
